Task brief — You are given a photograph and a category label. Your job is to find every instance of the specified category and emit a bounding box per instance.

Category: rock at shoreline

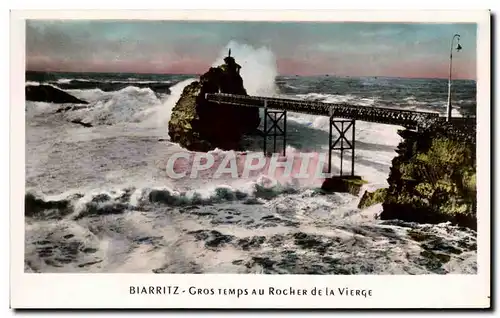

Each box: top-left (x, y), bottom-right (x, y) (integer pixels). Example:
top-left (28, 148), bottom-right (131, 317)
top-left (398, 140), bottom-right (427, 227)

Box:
top-left (380, 122), bottom-right (477, 229)
top-left (26, 85), bottom-right (88, 104)
top-left (358, 188), bottom-right (387, 209)
top-left (168, 52), bottom-right (260, 151)
top-left (321, 176), bottom-right (367, 196)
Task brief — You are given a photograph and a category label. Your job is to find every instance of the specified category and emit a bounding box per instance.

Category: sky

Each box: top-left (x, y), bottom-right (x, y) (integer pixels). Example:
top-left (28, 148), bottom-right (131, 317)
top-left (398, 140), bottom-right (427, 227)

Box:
top-left (26, 20), bottom-right (477, 79)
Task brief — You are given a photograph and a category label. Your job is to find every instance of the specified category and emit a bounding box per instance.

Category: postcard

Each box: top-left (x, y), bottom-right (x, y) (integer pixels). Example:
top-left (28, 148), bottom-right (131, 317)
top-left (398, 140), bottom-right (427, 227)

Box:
top-left (10, 9), bottom-right (491, 309)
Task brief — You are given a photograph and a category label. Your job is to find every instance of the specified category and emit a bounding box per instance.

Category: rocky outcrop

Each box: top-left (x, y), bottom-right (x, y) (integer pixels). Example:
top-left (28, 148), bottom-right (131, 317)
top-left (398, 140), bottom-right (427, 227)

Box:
top-left (380, 121), bottom-right (477, 229)
top-left (358, 188), bottom-right (387, 209)
top-left (168, 53), bottom-right (260, 151)
top-left (26, 85), bottom-right (88, 104)
top-left (321, 176), bottom-right (367, 196)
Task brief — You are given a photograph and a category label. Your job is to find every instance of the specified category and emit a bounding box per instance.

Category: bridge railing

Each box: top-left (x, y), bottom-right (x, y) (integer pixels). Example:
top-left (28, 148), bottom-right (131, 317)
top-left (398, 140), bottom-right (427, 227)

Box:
top-left (205, 93), bottom-right (441, 128)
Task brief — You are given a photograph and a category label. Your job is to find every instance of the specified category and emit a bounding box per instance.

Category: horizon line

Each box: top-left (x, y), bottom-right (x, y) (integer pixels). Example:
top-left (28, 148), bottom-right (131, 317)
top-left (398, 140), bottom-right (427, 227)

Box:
top-left (25, 69), bottom-right (477, 81)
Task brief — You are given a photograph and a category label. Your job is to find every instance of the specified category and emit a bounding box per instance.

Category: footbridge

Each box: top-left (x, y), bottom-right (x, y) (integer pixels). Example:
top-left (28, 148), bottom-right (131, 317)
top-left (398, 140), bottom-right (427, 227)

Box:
top-left (205, 92), bottom-right (469, 176)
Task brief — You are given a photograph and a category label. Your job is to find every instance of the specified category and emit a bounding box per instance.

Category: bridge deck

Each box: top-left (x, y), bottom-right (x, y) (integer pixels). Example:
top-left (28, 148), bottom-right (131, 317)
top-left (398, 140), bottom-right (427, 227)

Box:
top-left (206, 93), bottom-right (445, 128)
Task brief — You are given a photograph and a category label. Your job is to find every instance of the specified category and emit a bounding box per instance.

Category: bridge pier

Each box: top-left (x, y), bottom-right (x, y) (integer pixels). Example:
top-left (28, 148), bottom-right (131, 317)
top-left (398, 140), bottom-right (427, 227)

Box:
top-left (328, 117), bottom-right (355, 176)
top-left (263, 100), bottom-right (287, 156)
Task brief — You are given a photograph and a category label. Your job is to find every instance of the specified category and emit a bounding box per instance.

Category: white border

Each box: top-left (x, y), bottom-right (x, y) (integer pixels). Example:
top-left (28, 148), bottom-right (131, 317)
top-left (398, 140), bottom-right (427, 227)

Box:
top-left (10, 9), bottom-right (491, 309)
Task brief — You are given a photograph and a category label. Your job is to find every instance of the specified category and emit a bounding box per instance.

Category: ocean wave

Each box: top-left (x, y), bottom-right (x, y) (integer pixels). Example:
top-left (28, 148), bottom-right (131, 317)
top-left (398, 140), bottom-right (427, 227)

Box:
top-left (47, 79), bottom-right (173, 95)
top-left (55, 78), bottom-right (88, 84)
top-left (26, 78), bottom-right (195, 131)
top-left (24, 179), bottom-right (477, 274)
top-left (143, 78), bottom-right (197, 129)
top-left (55, 78), bottom-right (171, 84)
top-left (26, 81), bottom-right (41, 86)
top-left (25, 176), bottom-right (302, 220)
top-left (61, 85), bottom-right (163, 126)
top-left (25, 81), bottom-right (63, 90)
top-left (296, 93), bottom-right (376, 106)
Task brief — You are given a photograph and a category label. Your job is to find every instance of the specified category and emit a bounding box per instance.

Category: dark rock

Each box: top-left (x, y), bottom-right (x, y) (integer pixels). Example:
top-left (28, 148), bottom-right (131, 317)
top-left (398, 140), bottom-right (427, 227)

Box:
top-left (168, 52), bottom-right (260, 151)
top-left (321, 175), bottom-right (367, 195)
top-left (380, 122), bottom-right (477, 230)
top-left (70, 120), bottom-right (93, 128)
top-left (358, 188), bottom-right (387, 209)
top-left (26, 85), bottom-right (88, 104)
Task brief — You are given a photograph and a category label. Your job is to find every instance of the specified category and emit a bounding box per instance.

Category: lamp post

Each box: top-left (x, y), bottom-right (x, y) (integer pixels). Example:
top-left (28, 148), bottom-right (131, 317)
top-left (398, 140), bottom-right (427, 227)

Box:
top-left (446, 34), bottom-right (462, 121)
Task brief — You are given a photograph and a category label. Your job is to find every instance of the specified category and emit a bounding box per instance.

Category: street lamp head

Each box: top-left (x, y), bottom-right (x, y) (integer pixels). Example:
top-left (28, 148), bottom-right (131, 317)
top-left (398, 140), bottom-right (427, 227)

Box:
top-left (454, 34), bottom-right (462, 52)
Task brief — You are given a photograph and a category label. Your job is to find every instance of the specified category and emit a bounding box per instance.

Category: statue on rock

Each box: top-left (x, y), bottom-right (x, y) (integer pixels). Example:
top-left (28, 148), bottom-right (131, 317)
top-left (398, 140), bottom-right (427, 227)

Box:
top-left (168, 49), bottom-right (261, 152)
top-left (223, 49), bottom-right (241, 74)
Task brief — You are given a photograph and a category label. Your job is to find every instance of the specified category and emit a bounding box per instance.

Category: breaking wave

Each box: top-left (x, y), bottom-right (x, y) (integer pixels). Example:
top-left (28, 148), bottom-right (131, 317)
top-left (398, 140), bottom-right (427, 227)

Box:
top-left (61, 86), bottom-right (163, 126)
top-left (212, 41), bottom-right (279, 96)
top-left (25, 176), bottom-right (303, 221)
top-left (31, 79), bottom-right (195, 128)
top-left (52, 79), bottom-right (173, 95)
top-left (25, 180), bottom-right (478, 274)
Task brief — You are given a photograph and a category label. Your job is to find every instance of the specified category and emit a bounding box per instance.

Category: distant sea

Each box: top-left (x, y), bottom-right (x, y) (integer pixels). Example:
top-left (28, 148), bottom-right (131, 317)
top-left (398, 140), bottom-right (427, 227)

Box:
top-left (26, 70), bottom-right (477, 117)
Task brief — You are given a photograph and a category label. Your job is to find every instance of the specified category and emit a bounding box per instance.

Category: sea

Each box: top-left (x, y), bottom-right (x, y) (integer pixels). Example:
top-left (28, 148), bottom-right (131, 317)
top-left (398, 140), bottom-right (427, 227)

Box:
top-left (24, 68), bottom-right (478, 274)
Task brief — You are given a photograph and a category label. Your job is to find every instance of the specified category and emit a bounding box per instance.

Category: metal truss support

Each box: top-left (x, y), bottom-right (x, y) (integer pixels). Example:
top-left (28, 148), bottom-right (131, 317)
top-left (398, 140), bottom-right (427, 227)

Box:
top-left (328, 118), bottom-right (355, 176)
top-left (263, 100), bottom-right (287, 156)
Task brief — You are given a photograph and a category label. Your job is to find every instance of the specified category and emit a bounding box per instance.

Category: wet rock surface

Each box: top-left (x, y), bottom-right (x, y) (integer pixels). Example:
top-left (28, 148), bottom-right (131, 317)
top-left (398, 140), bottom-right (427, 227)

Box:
top-left (380, 123), bottom-right (477, 229)
top-left (321, 176), bottom-right (367, 196)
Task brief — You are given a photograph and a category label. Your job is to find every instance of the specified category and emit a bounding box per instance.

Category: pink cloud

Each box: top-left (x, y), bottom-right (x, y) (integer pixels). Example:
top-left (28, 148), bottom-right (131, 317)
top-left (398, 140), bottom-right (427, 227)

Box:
top-left (26, 54), bottom-right (475, 80)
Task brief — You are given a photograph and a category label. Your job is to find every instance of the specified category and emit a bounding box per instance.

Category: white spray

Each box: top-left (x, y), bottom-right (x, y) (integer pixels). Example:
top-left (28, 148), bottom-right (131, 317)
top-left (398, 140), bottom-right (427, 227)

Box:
top-left (154, 78), bottom-right (197, 129)
top-left (155, 41), bottom-right (280, 130)
top-left (212, 40), bottom-right (279, 96)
